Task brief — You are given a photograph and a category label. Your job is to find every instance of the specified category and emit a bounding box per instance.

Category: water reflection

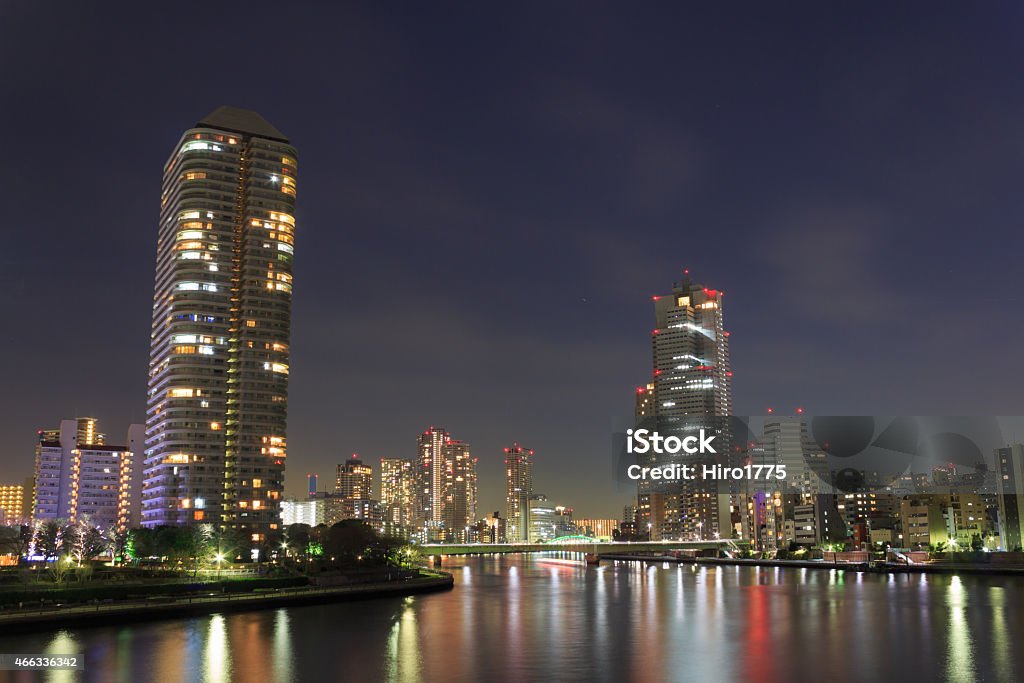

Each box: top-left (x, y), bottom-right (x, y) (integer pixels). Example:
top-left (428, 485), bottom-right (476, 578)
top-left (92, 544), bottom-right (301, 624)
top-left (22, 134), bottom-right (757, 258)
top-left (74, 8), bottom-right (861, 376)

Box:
top-left (0, 557), bottom-right (1021, 682)
top-left (204, 614), bottom-right (230, 683)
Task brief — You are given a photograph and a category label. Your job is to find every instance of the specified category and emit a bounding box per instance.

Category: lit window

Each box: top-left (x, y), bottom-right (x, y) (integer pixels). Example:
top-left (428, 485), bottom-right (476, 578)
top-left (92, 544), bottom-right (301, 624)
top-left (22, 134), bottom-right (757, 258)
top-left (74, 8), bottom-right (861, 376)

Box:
top-left (183, 171), bottom-right (207, 181)
top-left (169, 388), bottom-right (194, 398)
top-left (194, 511), bottom-right (205, 521)
top-left (195, 498), bottom-right (205, 509)
top-left (210, 422), bottom-right (221, 431)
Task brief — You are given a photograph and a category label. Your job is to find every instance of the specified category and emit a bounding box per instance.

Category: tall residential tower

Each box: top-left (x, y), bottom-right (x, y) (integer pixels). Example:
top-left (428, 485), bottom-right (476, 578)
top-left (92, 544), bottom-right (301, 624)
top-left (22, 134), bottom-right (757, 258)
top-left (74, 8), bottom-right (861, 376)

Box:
top-left (143, 107), bottom-right (298, 542)
top-left (505, 444), bottom-right (533, 542)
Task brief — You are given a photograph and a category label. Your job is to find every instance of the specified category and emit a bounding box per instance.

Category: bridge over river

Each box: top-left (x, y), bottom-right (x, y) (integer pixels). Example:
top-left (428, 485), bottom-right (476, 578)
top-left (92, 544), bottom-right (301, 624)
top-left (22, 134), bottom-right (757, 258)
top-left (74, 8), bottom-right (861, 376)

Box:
top-left (421, 536), bottom-right (743, 564)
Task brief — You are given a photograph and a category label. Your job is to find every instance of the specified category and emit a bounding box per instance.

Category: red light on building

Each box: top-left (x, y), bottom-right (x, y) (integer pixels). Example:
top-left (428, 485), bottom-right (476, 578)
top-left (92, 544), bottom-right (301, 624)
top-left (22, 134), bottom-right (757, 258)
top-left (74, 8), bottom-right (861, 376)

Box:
top-left (796, 407), bottom-right (804, 415)
top-left (652, 295), bottom-right (660, 301)
top-left (767, 407), bottom-right (774, 414)
top-left (726, 371), bottom-right (733, 377)
top-left (636, 386), bottom-right (646, 393)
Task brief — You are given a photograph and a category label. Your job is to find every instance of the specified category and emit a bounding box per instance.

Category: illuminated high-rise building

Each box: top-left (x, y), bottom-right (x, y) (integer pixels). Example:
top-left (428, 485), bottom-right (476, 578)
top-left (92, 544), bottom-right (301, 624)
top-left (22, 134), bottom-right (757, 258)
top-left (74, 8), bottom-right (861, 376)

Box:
top-left (638, 274), bottom-right (733, 541)
top-left (443, 440), bottom-right (477, 542)
top-left (996, 444), bottom-right (1024, 550)
top-left (505, 444), bottom-right (533, 542)
top-left (414, 427), bottom-right (450, 540)
top-left (32, 419), bottom-right (142, 531)
top-left (335, 456), bottom-right (373, 499)
top-left (381, 458), bottom-right (414, 534)
top-left (143, 107), bottom-right (297, 541)
top-left (0, 484), bottom-right (24, 526)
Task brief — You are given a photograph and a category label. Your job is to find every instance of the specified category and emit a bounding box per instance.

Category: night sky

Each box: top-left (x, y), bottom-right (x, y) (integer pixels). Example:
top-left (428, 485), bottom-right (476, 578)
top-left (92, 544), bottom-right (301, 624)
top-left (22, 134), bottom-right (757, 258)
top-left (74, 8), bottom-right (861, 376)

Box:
top-left (2, 3), bottom-right (1023, 518)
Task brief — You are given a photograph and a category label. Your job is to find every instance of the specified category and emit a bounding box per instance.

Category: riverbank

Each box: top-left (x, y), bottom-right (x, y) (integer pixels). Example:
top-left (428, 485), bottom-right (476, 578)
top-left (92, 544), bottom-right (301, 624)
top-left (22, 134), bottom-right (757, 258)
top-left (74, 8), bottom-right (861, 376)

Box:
top-left (600, 553), bottom-right (1024, 575)
top-left (693, 557), bottom-right (1024, 575)
top-left (0, 571), bottom-right (454, 632)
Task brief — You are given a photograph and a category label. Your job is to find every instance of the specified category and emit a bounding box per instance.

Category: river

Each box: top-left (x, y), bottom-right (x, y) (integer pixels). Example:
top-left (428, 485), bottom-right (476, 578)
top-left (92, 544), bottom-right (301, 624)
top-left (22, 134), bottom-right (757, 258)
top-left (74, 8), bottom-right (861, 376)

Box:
top-left (0, 554), bottom-right (1020, 682)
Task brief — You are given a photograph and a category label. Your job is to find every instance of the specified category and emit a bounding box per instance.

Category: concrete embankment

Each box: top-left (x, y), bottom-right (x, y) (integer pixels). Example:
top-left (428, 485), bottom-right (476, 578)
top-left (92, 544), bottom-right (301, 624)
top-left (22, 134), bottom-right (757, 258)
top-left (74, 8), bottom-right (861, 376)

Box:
top-left (0, 573), bottom-right (453, 632)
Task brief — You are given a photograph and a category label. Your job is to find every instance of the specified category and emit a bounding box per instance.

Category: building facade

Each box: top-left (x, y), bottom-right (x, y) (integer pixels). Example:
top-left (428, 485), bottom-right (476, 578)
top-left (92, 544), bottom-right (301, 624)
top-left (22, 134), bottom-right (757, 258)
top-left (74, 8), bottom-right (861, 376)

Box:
top-left (380, 458), bottom-right (414, 536)
top-left (443, 439), bottom-right (477, 542)
top-left (505, 444), bottom-right (533, 542)
top-left (996, 444), bottom-right (1024, 550)
top-left (0, 485), bottom-right (24, 526)
top-left (32, 419), bottom-right (143, 531)
top-left (335, 456), bottom-right (373, 499)
top-left (638, 275), bottom-right (732, 541)
top-left (143, 107), bottom-right (297, 543)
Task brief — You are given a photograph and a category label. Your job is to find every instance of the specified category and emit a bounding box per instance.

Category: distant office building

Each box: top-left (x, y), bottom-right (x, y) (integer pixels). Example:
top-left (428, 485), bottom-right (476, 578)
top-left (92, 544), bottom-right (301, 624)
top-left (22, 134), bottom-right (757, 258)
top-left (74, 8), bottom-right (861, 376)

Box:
top-left (0, 484), bottom-right (24, 526)
top-left (481, 511), bottom-right (506, 544)
top-left (33, 419), bottom-right (142, 531)
top-left (340, 498), bottom-right (384, 534)
top-left (281, 499), bottom-right (324, 527)
top-left (763, 418), bottom-right (828, 495)
top-left (505, 444), bottom-right (533, 542)
top-left (335, 456), bottom-right (373, 499)
top-left (996, 444), bottom-right (1024, 550)
top-left (577, 519), bottom-right (619, 540)
top-left (528, 495), bottom-right (558, 543)
top-left (443, 440), bottom-right (478, 543)
top-left (144, 107), bottom-right (298, 542)
top-left (381, 458), bottom-right (414, 535)
top-left (622, 503), bottom-right (637, 527)
top-left (638, 276), bottom-right (732, 541)
top-left (307, 474), bottom-right (318, 498)
top-left (900, 496), bottom-right (949, 549)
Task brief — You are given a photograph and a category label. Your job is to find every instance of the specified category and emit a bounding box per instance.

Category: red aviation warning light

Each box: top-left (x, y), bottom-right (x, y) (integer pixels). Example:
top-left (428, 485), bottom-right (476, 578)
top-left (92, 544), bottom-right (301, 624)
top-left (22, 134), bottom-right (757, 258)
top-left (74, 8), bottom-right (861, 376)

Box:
top-left (796, 407), bottom-right (804, 415)
top-left (767, 407), bottom-right (774, 414)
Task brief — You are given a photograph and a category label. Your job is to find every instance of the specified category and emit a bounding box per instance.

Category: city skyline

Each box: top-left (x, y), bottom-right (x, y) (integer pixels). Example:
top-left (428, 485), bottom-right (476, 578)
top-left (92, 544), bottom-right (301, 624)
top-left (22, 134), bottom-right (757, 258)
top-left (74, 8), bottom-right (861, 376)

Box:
top-left (3, 4), bottom-right (1024, 520)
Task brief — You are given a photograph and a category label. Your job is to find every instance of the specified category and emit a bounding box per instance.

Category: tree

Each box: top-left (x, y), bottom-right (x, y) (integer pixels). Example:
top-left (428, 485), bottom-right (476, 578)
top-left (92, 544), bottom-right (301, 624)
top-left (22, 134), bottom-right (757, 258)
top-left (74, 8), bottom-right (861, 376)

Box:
top-left (70, 523), bottom-right (106, 564)
top-left (324, 520), bottom-right (378, 566)
top-left (32, 520), bottom-right (67, 563)
top-left (106, 526), bottom-right (131, 563)
top-left (970, 534), bottom-right (984, 552)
